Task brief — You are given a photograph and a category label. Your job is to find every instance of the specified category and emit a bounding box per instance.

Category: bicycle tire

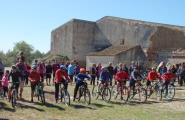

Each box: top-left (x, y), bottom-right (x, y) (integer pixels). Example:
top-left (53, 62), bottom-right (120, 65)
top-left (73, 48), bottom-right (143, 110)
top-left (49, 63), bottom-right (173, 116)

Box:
top-left (102, 87), bottom-right (111, 102)
top-left (84, 89), bottom-right (91, 104)
top-left (11, 90), bottom-right (16, 108)
top-left (138, 88), bottom-right (147, 102)
top-left (63, 90), bottom-right (70, 106)
top-left (92, 85), bottom-right (98, 97)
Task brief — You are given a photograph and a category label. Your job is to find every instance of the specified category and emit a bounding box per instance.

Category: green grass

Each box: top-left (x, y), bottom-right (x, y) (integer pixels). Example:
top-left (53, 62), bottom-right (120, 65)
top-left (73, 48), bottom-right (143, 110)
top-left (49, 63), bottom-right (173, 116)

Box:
top-left (1, 83), bottom-right (185, 120)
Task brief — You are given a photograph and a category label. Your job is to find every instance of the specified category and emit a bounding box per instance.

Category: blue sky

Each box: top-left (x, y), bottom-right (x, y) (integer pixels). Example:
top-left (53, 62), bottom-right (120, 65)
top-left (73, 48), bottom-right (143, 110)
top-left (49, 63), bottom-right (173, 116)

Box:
top-left (0, 0), bottom-right (185, 53)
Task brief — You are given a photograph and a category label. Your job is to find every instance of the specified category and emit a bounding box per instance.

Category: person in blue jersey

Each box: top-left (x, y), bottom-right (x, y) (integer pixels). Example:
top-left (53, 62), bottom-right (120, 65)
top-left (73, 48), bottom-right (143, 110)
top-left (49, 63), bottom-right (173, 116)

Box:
top-left (73, 68), bottom-right (90, 101)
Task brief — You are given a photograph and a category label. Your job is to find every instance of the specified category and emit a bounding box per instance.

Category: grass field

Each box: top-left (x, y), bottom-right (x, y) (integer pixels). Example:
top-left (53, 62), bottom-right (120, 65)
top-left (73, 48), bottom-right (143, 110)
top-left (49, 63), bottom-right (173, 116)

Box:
top-left (1, 82), bottom-right (185, 120)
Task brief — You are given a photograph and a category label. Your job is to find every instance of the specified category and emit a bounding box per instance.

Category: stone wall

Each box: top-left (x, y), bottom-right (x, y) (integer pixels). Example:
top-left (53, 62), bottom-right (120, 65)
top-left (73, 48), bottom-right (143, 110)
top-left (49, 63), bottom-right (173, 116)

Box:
top-left (86, 56), bottom-right (116, 70)
top-left (51, 20), bottom-right (74, 58)
top-left (51, 16), bottom-right (185, 65)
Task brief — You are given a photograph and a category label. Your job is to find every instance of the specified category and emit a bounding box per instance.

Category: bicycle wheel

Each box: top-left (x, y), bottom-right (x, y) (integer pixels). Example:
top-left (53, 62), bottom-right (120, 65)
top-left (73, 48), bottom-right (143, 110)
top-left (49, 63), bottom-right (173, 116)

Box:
top-left (122, 87), bottom-right (129, 102)
top-left (63, 90), bottom-right (70, 106)
top-left (84, 89), bottom-right (91, 104)
top-left (156, 88), bottom-right (162, 101)
top-left (92, 85), bottom-right (98, 97)
top-left (78, 87), bottom-right (83, 102)
top-left (102, 87), bottom-right (111, 102)
top-left (163, 85), bottom-right (175, 101)
top-left (167, 84), bottom-right (175, 100)
top-left (138, 88), bottom-right (147, 102)
top-left (111, 85), bottom-right (119, 100)
top-left (11, 90), bottom-right (17, 108)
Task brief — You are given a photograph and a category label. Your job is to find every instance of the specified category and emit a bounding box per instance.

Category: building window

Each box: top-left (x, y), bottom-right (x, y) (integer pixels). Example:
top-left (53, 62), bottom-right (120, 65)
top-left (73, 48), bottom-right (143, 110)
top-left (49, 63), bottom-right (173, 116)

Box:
top-left (121, 39), bottom-right (125, 45)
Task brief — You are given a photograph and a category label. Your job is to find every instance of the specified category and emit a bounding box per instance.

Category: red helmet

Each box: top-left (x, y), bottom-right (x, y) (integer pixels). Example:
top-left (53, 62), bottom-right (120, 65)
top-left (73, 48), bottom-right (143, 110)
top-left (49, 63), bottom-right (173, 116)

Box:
top-left (80, 68), bottom-right (86, 73)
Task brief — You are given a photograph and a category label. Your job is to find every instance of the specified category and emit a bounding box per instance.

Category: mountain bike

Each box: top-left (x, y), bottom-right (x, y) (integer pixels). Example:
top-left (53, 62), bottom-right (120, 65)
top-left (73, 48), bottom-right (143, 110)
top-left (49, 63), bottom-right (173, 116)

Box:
top-left (59, 82), bottom-right (70, 106)
top-left (92, 81), bottom-right (111, 102)
top-left (127, 80), bottom-right (147, 102)
top-left (8, 82), bottom-right (19, 108)
top-left (111, 80), bottom-right (129, 102)
top-left (35, 81), bottom-right (45, 104)
top-left (77, 79), bottom-right (91, 104)
top-left (156, 80), bottom-right (175, 101)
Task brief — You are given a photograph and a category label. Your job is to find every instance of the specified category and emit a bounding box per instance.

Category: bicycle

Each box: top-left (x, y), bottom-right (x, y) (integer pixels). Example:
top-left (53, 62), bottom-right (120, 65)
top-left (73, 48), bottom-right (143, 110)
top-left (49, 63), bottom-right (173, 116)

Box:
top-left (145, 80), bottom-right (161, 98)
top-left (76, 79), bottom-right (91, 104)
top-left (58, 82), bottom-right (70, 106)
top-left (92, 81), bottom-right (111, 102)
top-left (8, 82), bottom-right (19, 108)
top-left (35, 81), bottom-right (45, 104)
top-left (156, 80), bottom-right (175, 101)
top-left (127, 80), bottom-right (147, 102)
top-left (111, 80), bottom-right (129, 102)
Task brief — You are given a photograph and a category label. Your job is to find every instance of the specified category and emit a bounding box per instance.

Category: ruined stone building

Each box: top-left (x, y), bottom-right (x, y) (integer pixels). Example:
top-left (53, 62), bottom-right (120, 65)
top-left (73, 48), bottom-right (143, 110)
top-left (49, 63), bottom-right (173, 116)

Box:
top-left (51, 16), bottom-right (185, 68)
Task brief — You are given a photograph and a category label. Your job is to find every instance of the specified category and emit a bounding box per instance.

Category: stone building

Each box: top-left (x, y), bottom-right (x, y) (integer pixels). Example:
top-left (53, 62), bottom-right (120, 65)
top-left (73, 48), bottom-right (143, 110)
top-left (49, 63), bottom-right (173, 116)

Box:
top-left (86, 45), bottom-right (146, 68)
top-left (51, 16), bottom-right (185, 67)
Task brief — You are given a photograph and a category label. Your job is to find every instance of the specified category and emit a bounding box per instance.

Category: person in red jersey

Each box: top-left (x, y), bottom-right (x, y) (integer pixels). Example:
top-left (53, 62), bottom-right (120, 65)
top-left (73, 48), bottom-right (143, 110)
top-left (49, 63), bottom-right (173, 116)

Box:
top-left (115, 69), bottom-right (129, 100)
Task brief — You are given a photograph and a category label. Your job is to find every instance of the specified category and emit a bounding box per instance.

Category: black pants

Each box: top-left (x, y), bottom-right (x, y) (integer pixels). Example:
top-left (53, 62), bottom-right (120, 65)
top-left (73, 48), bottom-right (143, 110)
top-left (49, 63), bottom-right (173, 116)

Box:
top-left (55, 80), bottom-right (68, 100)
top-left (90, 75), bottom-right (96, 86)
top-left (163, 81), bottom-right (170, 95)
top-left (3, 86), bottom-right (8, 97)
top-left (74, 81), bottom-right (84, 100)
top-left (129, 79), bottom-right (136, 92)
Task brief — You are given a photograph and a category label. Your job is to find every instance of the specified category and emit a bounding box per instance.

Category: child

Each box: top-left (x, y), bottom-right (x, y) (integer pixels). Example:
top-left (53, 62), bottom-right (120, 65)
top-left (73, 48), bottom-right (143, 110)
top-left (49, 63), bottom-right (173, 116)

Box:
top-left (29, 65), bottom-right (41, 102)
top-left (1, 70), bottom-right (10, 97)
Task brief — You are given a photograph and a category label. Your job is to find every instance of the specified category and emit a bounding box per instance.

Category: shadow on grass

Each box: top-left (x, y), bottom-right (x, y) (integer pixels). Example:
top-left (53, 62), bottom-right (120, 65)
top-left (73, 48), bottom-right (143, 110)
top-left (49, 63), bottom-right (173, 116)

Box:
top-left (35, 102), bottom-right (65, 111)
top-left (0, 101), bottom-right (15, 112)
top-left (17, 102), bottom-right (44, 112)
top-left (44, 91), bottom-right (55, 95)
top-left (70, 104), bottom-right (96, 110)
top-left (91, 102), bottom-right (113, 108)
top-left (172, 98), bottom-right (185, 102)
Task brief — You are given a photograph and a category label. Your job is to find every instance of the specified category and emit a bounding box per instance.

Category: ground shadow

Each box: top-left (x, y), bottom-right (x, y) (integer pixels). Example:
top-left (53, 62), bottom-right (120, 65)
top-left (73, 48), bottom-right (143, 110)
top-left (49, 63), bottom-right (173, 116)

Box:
top-left (0, 101), bottom-right (15, 112)
top-left (16, 102), bottom-right (44, 112)
top-left (35, 102), bottom-right (65, 111)
top-left (44, 91), bottom-right (55, 95)
top-left (172, 98), bottom-right (185, 102)
top-left (91, 102), bottom-right (113, 108)
top-left (70, 103), bottom-right (96, 110)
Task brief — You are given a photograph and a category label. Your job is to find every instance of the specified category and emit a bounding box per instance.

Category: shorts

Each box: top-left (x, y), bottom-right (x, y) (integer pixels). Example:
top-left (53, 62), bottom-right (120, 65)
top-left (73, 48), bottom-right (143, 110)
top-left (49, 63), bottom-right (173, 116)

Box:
top-left (46, 73), bottom-right (51, 79)
top-left (31, 83), bottom-right (37, 93)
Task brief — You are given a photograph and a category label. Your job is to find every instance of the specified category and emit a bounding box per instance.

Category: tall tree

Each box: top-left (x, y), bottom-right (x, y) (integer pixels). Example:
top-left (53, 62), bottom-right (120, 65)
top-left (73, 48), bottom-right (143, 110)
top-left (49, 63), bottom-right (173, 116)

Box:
top-left (13, 41), bottom-right (34, 64)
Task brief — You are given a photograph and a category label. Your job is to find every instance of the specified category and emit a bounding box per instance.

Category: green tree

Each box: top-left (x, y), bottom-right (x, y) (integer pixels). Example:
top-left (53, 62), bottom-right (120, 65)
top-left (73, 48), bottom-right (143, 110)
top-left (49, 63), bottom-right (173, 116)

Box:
top-left (32, 50), bottom-right (44, 59)
top-left (13, 41), bottom-right (34, 64)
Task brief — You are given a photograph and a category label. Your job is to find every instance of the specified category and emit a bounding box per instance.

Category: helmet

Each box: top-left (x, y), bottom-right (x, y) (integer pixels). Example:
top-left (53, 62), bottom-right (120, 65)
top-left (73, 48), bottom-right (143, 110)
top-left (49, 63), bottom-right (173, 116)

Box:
top-left (80, 68), bottom-right (86, 73)
top-left (12, 65), bottom-right (16, 69)
top-left (31, 65), bottom-right (37, 70)
top-left (60, 65), bottom-right (66, 70)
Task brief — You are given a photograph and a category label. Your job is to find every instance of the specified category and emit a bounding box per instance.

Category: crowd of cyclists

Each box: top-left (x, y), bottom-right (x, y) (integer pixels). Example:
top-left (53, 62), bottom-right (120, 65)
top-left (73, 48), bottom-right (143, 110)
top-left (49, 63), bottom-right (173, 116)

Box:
top-left (1, 51), bottom-right (185, 106)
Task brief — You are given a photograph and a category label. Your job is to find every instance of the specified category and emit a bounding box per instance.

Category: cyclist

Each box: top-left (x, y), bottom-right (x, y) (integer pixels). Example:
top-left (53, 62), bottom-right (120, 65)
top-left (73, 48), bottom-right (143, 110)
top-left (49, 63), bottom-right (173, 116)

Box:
top-left (9, 65), bottom-right (21, 99)
top-left (29, 65), bottom-right (41, 102)
top-left (98, 67), bottom-right (111, 92)
top-left (16, 58), bottom-right (27, 99)
top-left (129, 67), bottom-right (142, 93)
top-left (161, 70), bottom-right (175, 98)
top-left (54, 65), bottom-right (70, 103)
top-left (146, 67), bottom-right (160, 87)
top-left (115, 69), bottom-right (129, 100)
top-left (73, 68), bottom-right (90, 101)
top-left (1, 70), bottom-right (10, 97)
